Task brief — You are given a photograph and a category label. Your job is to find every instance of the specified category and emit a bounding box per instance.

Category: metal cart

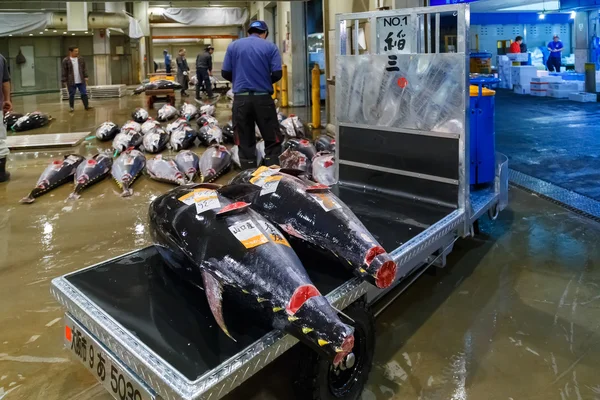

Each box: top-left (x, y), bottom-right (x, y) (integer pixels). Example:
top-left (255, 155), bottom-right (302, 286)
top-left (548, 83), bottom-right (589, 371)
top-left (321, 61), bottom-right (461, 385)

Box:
top-left (51, 4), bottom-right (509, 400)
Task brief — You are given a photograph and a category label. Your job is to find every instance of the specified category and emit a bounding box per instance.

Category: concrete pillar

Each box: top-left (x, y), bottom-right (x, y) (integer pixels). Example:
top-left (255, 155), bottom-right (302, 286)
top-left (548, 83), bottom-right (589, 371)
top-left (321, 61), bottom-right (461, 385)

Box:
top-left (290, 1), bottom-right (308, 107)
top-left (66, 2), bottom-right (89, 31)
top-left (574, 11), bottom-right (589, 74)
top-left (133, 2), bottom-right (151, 80)
top-left (93, 30), bottom-right (112, 85)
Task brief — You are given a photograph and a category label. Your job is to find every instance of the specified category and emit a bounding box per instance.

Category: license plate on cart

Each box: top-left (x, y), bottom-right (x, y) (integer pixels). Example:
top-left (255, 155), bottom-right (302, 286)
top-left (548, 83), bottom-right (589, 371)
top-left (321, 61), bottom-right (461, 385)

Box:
top-left (64, 315), bottom-right (156, 400)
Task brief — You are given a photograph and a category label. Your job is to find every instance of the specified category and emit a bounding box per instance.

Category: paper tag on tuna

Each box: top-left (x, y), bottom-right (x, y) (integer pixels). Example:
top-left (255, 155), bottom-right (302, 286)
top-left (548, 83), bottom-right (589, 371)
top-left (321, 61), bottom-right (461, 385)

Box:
top-left (260, 175), bottom-right (282, 196)
top-left (64, 155), bottom-right (80, 165)
top-left (124, 156), bottom-right (135, 166)
top-left (194, 191), bottom-right (221, 214)
top-left (251, 166), bottom-right (280, 177)
top-left (258, 221), bottom-right (290, 247)
top-left (310, 192), bottom-right (342, 212)
top-left (179, 189), bottom-right (217, 207)
top-left (183, 153), bottom-right (194, 162)
top-left (229, 220), bottom-right (269, 249)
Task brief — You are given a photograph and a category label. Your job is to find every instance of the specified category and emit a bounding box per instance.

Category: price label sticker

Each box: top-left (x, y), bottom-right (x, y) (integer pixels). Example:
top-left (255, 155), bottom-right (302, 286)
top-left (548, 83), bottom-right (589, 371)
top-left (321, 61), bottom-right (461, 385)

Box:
top-left (259, 220), bottom-right (290, 247)
top-left (194, 192), bottom-right (221, 214)
top-left (64, 155), bottom-right (80, 165)
top-left (183, 153), bottom-right (194, 162)
top-left (310, 192), bottom-right (342, 212)
top-left (229, 220), bottom-right (269, 249)
top-left (260, 175), bottom-right (282, 196)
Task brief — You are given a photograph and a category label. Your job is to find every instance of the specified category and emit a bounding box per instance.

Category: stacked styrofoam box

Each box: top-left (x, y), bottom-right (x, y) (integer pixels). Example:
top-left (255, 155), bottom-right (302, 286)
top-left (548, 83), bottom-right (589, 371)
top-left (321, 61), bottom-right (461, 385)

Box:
top-left (511, 66), bottom-right (538, 93)
top-left (498, 56), bottom-right (513, 89)
top-left (507, 53), bottom-right (529, 63)
top-left (514, 85), bottom-right (531, 95)
top-left (547, 89), bottom-right (571, 99)
top-left (569, 92), bottom-right (597, 103)
top-left (530, 80), bottom-right (548, 97)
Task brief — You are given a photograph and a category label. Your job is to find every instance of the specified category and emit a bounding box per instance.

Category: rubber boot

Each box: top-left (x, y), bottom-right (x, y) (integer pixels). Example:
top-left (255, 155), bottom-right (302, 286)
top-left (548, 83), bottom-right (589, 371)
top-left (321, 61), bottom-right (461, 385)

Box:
top-left (0, 157), bottom-right (10, 183)
top-left (69, 95), bottom-right (75, 112)
top-left (82, 94), bottom-right (92, 110)
top-left (240, 158), bottom-right (257, 171)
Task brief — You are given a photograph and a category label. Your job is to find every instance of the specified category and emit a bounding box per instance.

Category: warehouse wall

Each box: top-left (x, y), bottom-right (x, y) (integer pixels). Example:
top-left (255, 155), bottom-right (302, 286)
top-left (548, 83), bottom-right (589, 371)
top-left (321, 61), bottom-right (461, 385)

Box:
top-left (152, 39), bottom-right (232, 73)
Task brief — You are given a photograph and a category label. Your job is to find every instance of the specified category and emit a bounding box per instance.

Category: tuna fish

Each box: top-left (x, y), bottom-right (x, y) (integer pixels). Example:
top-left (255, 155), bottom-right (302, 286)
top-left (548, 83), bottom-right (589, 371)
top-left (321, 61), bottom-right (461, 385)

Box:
top-left (278, 148), bottom-right (310, 174)
top-left (146, 155), bottom-right (187, 186)
top-left (149, 185), bottom-right (355, 365)
top-left (312, 153), bottom-right (337, 186)
top-left (222, 122), bottom-right (234, 144)
top-left (95, 122), bottom-right (120, 141)
top-left (277, 110), bottom-right (287, 123)
top-left (174, 150), bottom-right (201, 183)
top-left (199, 145), bottom-right (232, 183)
top-left (142, 128), bottom-right (170, 154)
top-left (166, 118), bottom-right (190, 135)
top-left (169, 126), bottom-right (197, 151)
top-left (198, 124), bottom-right (223, 146)
top-left (4, 111), bottom-right (23, 128)
top-left (141, 118), bottom-right (161, 136)
top-left (121, 120), bottom-right (142, 133)
top-left (111, 149), bottom-right (146, 197)
top-left (112, 130), bottom-right (143, 154)
top-left (67, 153), bottom-right (113, 200)
top-left (11, 112), bottom-right (51, 132)
top-left (284, 138), bottom-right (318, 161)
top-left (196, 114), bottom-right (219, 128)
top-left (315, 135), bottom-right (336, 153)
top-left (226, 89), bottom-right (234, 101)
top-left (20, 154), bottom-right (85, 204)
top-left (257, 140), bottom-right (266, 166)
top-left (200, 104), bottom-right (215, 116)
top-left (132, 108), bottom-right (150, 124)
top-left (280, 115), bottom-right (305, 138)
top-left (133, 80), bottom-right (182, 94)
top-left (180, 102), bottom-right (198, 121)
top-left (229, 168), bottom-right (398, 289)
top-left (189, 75), bottom-right (198, 87)
top-left (157, 104), bottom-right (180, 122)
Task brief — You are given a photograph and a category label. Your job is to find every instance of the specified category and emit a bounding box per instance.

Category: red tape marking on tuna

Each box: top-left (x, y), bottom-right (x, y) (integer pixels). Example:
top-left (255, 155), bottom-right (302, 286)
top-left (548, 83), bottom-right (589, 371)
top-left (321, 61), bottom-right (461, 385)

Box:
top-left (397, 77), bottom-right (408, 88)
top-left (305, 184), bottom-right (330, 193)
top-left (287, 285), bottom-right (320, 315)
top-left (376, 261), bottom-right (397, 289)
top-left (217, 202), bottom-right (251, 216)
top-left (333, 335), bottom-right (355, 366)
top-left (365, 246), bottom-right (386, 266)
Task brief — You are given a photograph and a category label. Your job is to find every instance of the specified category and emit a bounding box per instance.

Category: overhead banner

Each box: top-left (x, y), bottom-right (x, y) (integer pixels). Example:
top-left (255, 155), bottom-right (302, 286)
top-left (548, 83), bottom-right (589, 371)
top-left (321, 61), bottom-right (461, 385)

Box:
top-left (430, 0), bottom-right (478, 5)
top-left (0, 13), bottom-right (51, 36)
top-left (157, 8), bottom-right (249, 26)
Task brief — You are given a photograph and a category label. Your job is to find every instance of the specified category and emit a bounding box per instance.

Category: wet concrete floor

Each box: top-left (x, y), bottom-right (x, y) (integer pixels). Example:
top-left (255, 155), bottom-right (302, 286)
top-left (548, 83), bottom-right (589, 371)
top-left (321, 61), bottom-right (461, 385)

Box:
top-left (1, 94), bottom-right (600, 399)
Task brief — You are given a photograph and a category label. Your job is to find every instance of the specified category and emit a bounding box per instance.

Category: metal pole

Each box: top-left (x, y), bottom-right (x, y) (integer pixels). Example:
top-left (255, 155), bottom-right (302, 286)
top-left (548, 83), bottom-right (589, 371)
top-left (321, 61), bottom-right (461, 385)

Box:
top-left (311, 63), bottom-right (322, 129)
top-left (435, 12), bottom-right (440, 53)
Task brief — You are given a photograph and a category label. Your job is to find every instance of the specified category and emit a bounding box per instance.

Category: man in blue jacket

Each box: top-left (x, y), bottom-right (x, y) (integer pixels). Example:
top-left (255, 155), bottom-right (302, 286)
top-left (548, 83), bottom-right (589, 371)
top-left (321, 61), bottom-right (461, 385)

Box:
top-left (547, 35), bottom-right (563, 72)
top-left (222, 21), bottom-right (283, 168)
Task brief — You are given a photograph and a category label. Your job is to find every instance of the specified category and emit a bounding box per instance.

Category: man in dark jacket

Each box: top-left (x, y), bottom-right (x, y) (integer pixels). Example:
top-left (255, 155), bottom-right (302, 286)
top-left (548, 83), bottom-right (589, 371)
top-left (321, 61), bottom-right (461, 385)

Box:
top-left (0, 53), bottom-right (11, 182)
top-left (176, 48), bottom-right (190, 97)
top-left (196, 45), bottom-right (217, 100)
top-left (61, 46), bottom-right (91, 112)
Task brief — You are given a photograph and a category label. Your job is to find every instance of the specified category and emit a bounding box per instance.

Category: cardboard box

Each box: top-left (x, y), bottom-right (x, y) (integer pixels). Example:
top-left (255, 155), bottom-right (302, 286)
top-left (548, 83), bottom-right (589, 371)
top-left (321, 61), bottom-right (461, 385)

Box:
top-left (568, 92), bottom-right (597, 102)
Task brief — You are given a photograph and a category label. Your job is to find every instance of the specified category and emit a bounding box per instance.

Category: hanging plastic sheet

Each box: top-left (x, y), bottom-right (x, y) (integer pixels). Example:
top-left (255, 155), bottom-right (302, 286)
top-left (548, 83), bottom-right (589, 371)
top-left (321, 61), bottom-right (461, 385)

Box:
top-left (0, 13), bottom-right (51, 36)
top-left (157, 8), bottom-right (249, 26)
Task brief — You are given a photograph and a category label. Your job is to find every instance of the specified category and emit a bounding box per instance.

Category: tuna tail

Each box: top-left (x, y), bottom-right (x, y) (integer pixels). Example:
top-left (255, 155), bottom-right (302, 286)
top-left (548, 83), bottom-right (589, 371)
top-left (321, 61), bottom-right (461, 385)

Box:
top-left (202, 270), bottom-right (236, 341)
top-left (19, 193), bottom-right (36, 204)
top-left (121, 184), bottom-right (134, 197)
top-left (67, 192), bottom-right (81, 201)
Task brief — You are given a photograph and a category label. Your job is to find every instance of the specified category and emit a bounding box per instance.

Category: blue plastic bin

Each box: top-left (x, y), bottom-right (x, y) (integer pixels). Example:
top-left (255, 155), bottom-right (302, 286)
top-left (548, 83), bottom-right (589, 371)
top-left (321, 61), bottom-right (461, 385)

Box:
top-left (469, 85), bottom-right (496, 185)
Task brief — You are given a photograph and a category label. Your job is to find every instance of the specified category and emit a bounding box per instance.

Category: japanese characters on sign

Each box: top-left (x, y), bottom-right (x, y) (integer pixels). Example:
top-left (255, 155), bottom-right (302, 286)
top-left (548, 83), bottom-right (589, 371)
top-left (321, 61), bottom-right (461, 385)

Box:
top-left (377, 15), bottom-right (411, 55)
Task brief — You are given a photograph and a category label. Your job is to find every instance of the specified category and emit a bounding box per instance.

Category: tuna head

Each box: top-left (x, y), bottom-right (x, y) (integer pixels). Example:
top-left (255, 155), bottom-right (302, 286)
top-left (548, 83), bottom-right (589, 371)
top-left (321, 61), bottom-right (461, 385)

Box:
top-left (199, 145), bottom-right (232, 183)
top-left (228, 169), bottom-right (398, 289)
top-left (174, 150), bottom-right (201, 183)
top-left (149, 186), bottom-right (354, 364)
top-left (68, 154), bottom-right (113, 200)
top-left (112, 150), bottom-right (146, 197)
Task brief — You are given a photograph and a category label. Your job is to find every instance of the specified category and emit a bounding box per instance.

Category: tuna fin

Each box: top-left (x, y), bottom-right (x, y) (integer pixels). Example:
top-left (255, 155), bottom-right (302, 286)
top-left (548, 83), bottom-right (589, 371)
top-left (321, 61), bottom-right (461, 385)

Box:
top-left (279, 168), bottom-right (307, 177)
top-left (201, 270), bottom-right (236, 341)
top-left (216, 202), bottom-right (251, 217)
top-left (189, 183), bottom-right (221, 190)
top-left (121, 186), bottom-right (134, 197)
top-left (218, 184), bottom-right (260, 202)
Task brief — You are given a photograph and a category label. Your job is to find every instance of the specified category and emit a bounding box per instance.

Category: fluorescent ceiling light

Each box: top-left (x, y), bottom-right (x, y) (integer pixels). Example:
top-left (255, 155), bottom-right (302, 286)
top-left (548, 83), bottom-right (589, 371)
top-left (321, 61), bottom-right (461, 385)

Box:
top-left (539, 13), bottom-right (546, 19)
top-left (570, 11), bottom-right (576, 19)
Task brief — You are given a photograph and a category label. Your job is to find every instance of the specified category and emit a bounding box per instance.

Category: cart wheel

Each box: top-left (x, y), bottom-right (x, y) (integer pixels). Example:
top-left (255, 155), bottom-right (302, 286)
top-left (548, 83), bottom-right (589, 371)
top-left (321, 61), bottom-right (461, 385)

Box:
top-left (488, 204), bottom-right (499, 221)
top-left (293, 300), bottom-right (375, 400)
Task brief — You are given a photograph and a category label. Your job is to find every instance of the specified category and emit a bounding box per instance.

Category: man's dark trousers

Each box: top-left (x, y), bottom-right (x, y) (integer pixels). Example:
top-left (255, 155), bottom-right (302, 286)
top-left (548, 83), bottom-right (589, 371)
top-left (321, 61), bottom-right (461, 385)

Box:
top-left (197, 68), bottom-right (213, 98)
top-left (68, 83), bottom-right (89, 109)
top-left (547, 57), bottom-right (561, 72)
top-left (233, 93), bottom-right (282, 168)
